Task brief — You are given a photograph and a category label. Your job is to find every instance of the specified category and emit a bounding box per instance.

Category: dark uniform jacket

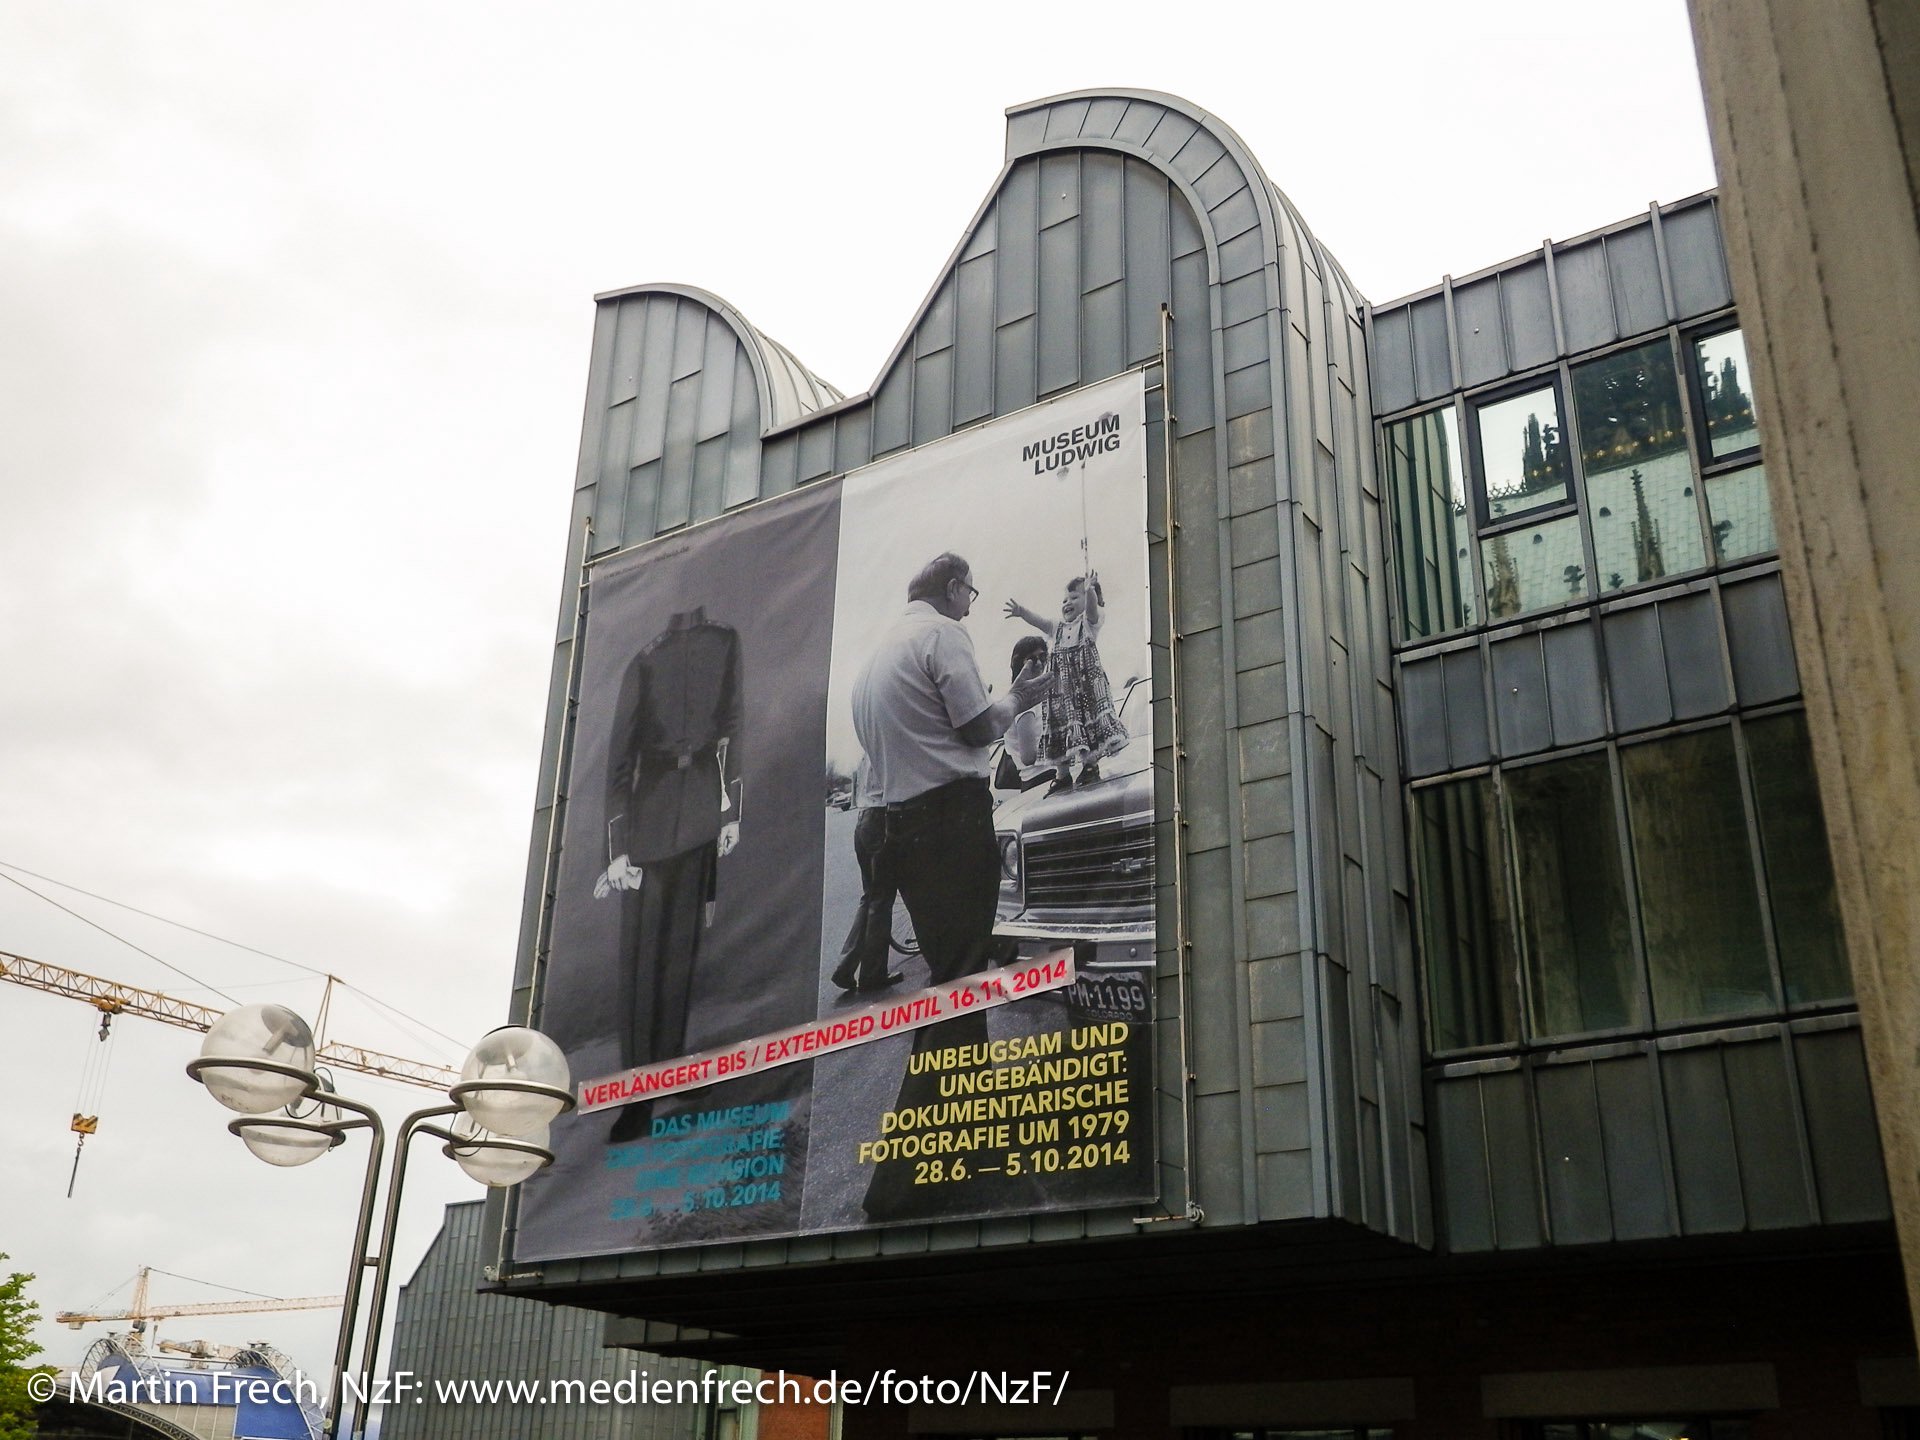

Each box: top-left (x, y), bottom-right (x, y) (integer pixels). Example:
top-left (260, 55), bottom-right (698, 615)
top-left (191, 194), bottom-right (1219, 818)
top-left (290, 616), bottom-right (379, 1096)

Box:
top-left (604, 611), bottom-right (743, 865)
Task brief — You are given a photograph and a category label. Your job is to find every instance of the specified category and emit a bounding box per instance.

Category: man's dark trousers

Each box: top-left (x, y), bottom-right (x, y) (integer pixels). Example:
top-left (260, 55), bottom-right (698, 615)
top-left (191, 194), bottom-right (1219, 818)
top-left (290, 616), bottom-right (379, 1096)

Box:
top-left (885, 777), bottom-right (999, 985)
top-left (862, 777), bottom-right (1009, 1221)
top-left (836, 804), bottom-right (897, 988)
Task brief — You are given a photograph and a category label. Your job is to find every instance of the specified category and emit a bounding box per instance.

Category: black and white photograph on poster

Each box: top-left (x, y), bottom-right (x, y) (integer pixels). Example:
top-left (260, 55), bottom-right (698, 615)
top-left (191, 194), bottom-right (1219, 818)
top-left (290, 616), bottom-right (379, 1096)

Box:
top-left (515, 371), bottom-right (1157, 1262)
top-left (517, 483), bottom-right (842, 1259)
top-left (805, 370), bottom-right (1158, 1230)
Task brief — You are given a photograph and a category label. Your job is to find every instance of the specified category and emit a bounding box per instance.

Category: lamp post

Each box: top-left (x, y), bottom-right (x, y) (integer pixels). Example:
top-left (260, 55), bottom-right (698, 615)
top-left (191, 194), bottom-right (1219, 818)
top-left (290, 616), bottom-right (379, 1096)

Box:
top-left (186, 1003), bottom-right (573, 1440)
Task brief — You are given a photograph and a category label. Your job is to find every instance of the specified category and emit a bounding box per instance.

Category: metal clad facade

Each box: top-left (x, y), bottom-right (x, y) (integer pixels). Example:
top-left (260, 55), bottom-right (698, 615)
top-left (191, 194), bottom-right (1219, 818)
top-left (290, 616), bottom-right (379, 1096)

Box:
top-left (385, 1203), bottom-right (713, 1440)
top-left (509, 89), bottom-right (1427, 1289)
top-left (1371, 200), bottom-right (1890, 1254)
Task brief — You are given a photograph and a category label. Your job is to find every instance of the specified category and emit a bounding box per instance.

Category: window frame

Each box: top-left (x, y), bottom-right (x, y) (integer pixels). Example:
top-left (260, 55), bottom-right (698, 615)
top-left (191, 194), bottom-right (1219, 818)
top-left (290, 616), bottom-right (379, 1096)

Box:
top-left (1409, 708), bottom-right (1856, 1060)
top-left (1683, 320), bottom-right (1764, 471)
top-left (1465, 370), bottom-right (1582, 536)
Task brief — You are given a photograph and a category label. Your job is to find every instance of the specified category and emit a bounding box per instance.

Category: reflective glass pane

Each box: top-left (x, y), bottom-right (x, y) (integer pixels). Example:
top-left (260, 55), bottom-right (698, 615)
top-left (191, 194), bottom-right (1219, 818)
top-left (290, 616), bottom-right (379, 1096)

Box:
top-left (1623, 729), bottom-right (1776, 1023)
top-left (1507, 753), bottom-right (1643, 1037)
top-left (1478, 385), bottom-right (1573, 520)
top-left (1705, 461), bottom-right (1777, 563)
top-left (1414, 778), bottom-right (1519, 1050)
top-left (1576, 341), bottom-right (1706, 590)
top-left (1386, 406), bottom-right (1476, 640)
top-left (1695, 327), bottom-right (1761, 458)
top-left (1746, 712), bottom-right (1852, 1003)
top-left (1483, 514), bottom-right (1588, 621)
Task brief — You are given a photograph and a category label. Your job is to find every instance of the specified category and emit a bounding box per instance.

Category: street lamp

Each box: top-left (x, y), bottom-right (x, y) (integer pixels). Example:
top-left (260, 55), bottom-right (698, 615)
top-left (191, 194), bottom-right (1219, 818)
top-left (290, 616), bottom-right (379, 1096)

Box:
top-left (186, 1008), bottom-right (574, 1440)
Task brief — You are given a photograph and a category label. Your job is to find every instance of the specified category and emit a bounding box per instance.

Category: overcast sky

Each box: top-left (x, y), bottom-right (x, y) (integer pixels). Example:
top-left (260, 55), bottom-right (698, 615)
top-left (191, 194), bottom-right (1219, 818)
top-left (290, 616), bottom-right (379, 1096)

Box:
top-left (0, 0), bottom-right (1716, 1386)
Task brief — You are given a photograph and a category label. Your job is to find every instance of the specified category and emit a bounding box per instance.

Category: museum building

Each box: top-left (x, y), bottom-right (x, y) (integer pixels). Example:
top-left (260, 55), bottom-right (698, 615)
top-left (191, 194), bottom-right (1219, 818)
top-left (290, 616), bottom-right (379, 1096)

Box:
top-left (488, 89), bottom-right (1912, 1439)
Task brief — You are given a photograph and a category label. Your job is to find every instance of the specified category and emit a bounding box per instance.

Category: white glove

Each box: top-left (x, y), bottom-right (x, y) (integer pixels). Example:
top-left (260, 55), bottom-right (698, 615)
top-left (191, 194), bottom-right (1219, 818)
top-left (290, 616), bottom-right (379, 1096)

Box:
top-left (594, 857), bottom-right (644, 898)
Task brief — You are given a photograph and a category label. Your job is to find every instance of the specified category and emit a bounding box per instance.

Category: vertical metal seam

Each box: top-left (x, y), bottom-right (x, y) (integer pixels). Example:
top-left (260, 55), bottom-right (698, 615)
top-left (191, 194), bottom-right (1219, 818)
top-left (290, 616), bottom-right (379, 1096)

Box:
top-left (502, 514), bottom-right (593, 1282)
top-left (1649, 200), bottom-right (1680, 322)
top-left (1154, 302), bottom-right (1202, 1225)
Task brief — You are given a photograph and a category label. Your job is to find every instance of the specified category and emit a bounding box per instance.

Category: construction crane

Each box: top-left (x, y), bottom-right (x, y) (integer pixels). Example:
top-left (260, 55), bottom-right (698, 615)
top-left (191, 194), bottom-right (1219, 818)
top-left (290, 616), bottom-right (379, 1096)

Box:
top-left (57, 1267), bottom-right (342, 1352)
top-left (0, 950), bottom-right (461, 1089)
top-left (0, 948), bottom-right (462, 1192)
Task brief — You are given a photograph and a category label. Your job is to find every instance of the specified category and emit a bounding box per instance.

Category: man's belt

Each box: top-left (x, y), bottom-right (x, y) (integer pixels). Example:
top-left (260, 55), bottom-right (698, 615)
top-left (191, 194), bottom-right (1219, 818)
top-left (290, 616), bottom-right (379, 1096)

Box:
top-left (886, 776), bottom-right (989, 814)
top-left (640, 744), bottom-right (713, 770)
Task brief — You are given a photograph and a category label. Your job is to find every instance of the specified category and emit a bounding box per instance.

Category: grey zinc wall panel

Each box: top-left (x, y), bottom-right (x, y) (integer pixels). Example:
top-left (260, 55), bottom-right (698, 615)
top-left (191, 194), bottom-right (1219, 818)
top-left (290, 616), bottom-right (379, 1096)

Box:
top-left (513, 90), bottom-right (1430, 1288)
top-left (1661, 590), bottom-right (1731, 719)
top-left (1396, 656), bottom-right (1447, 776)
top-left (1554, 239), bottom-right (1617, 353)
top-left (1796, 1025), bottom-right (1894, 1223)
top-left (1433, 1076), bottom-right (1496, 1251)
top-left (1663, 1045), bottom-right (1747, 1232)
top-left (1721, 1038), bottom-right (1815, 1229)
top-left (1409, 294), bottom-right (1452, 403)
top-left (1366, 196), bottom-right (1740, 414)
top-left (1535, 1061), bottom-right (1612, 1245)
top-left (1542, 621), bottom-right (1607, 745)
top-left (1441, 647), bottom-right (1492, 766)
top-left (1452, 276), bottom-right (1506, 388)
top-left (1723, 571), bottom-right (1802, 704)
top-left (387, 1203), bottom-right (712, 1440)
top-left (1370, 307), bottom-right (1415, 414)
top-left (1606, 220), bottom-right (1669, 337)
top-left (1490, 632), bottom-right (1552, 756)
top-left (1502, 260), bottom-right (1558, 372)
top-left (1662, 198), bottom-right (1734, 316)
top-left (1481, 1068), bottom-right (1545, 1248)
top-left (1604, 604), bottom-right (1673, 732)
top-left (1594, 1051), bottom-right (1673, 1241)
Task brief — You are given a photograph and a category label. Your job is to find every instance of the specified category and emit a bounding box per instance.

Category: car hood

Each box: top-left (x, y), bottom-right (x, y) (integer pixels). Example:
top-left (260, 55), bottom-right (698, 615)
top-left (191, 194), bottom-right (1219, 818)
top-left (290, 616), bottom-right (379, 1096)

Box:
top-left (992, 738), bottom-right (1152, 834)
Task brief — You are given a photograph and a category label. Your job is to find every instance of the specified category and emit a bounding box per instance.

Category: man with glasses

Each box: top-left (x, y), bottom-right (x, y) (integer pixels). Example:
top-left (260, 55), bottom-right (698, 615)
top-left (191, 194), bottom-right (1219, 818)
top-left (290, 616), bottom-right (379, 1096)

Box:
top-left (851, 552), bottom-right (1050, 1219)
top-left (851, 552), bottom-right (1048, 985)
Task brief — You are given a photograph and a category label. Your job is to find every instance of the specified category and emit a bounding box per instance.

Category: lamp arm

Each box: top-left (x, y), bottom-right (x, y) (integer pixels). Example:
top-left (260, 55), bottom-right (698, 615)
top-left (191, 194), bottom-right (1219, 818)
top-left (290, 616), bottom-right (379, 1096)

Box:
top-left (346, 1102), bottom-right (459, 1440)
top-left (317, 1091), bottom-right (385, 1440)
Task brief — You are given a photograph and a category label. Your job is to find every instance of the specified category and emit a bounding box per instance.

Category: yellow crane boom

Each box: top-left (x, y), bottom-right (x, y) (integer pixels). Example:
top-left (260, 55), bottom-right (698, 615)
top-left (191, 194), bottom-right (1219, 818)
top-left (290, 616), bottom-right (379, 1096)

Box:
top-left (0, 950), bottom-right (459, 1091)
top-left (57, 1267), bottom-right (341, 1341)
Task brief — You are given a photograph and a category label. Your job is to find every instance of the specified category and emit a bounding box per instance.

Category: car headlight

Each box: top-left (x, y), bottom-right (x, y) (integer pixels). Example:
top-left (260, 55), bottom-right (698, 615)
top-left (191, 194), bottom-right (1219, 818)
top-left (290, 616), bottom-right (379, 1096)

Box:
top-left (997, 832), bottom-right (1020, 884)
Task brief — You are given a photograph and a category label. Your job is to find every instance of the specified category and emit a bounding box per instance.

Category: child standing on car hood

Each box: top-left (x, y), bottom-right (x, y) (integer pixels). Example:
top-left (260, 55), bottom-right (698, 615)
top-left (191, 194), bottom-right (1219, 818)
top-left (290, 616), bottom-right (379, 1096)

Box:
top-left (1004, 571), bottom-right (1130, 793)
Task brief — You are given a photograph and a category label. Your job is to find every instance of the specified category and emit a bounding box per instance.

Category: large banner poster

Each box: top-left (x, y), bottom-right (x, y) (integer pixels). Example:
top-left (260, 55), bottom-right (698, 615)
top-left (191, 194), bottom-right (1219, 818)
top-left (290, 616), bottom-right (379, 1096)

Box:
top-left (520, 372), bottom-right (1156, 1258)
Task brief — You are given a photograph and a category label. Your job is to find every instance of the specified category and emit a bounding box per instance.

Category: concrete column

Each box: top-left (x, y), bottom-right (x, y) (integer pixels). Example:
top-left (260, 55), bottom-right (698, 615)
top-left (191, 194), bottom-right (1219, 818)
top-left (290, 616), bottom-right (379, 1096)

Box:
top-left (1689, 0), bottom-right (1920, 1336)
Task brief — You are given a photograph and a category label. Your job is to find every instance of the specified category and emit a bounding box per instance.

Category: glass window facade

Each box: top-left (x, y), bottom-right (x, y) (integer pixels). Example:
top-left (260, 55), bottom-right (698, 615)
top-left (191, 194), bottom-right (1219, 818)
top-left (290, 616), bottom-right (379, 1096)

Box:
top-left (1624, 728), bottom-right (1774, 1025)
top-left (1477, 383), bottom-right (1572, 521)
top-left (1508, 753), bottom-right (1640, 1037)
top-left (1483, 513), bottom-right (1587, 621)
top-left (1693, 327), bottom-right (1761, 459)
top-left (1383, 326), bottom-right (1778, 641)
top-left (1576, 339), bottom-right (1706, 590)
top-left (1413, 720), bottom-right (1851, 1054)
top-left (1746, 711), bottom-right (1852, 1004)
top-left (1384, 406), bottom-right (1475, 639)
top-left (1413, 778), bottom-right (1517, 1051)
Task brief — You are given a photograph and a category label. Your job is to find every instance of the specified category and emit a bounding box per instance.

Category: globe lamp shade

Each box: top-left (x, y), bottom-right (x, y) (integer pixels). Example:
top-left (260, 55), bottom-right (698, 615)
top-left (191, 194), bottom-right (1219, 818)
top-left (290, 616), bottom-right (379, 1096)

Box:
top-left (197, 1004), bottom-right (317, 1114)
top-left (236, 1118), bottom-right (338, 1167)
top-left (447, 1114), bottom-right (550, 1188)
top-left (453, 1027), bottom-right (572, 1138)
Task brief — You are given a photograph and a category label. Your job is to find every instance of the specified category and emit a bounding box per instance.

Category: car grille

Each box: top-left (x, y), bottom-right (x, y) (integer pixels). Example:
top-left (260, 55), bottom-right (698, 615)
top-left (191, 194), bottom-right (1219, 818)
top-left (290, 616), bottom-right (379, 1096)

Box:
top-left (1023, 821), bottom-right (1155, 913)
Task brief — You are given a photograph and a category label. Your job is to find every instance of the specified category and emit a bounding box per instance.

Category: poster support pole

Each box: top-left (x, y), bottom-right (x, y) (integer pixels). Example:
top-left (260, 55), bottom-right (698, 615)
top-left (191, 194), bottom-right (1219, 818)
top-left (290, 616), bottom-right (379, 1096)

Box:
top-left (494, 513), bottom-right (594, 1283)
top-left (1137, 304), bottom-right (1203, 1226)
top-left (527, 513), bottom-right (596, 1024)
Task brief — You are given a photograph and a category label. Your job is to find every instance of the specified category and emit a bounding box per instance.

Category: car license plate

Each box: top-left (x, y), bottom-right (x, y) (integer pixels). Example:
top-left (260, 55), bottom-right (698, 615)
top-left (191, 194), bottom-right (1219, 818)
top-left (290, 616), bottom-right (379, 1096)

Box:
top-left (1060, 968), bottom-right (1150, 1020)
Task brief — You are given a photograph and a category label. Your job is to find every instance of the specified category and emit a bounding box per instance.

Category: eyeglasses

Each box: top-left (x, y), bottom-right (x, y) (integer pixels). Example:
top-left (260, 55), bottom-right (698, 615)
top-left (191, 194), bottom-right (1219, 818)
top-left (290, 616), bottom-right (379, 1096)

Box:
top-left (954, 579), bottom-right (979, 602)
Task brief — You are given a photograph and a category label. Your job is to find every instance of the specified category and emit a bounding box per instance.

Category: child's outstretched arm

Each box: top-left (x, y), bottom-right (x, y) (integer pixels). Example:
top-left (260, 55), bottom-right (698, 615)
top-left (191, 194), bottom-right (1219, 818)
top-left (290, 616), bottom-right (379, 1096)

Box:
top-left (1002, 598), bottom-right (1057, 637)
top-left (1083, 570), bottom-right (1106, 634)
